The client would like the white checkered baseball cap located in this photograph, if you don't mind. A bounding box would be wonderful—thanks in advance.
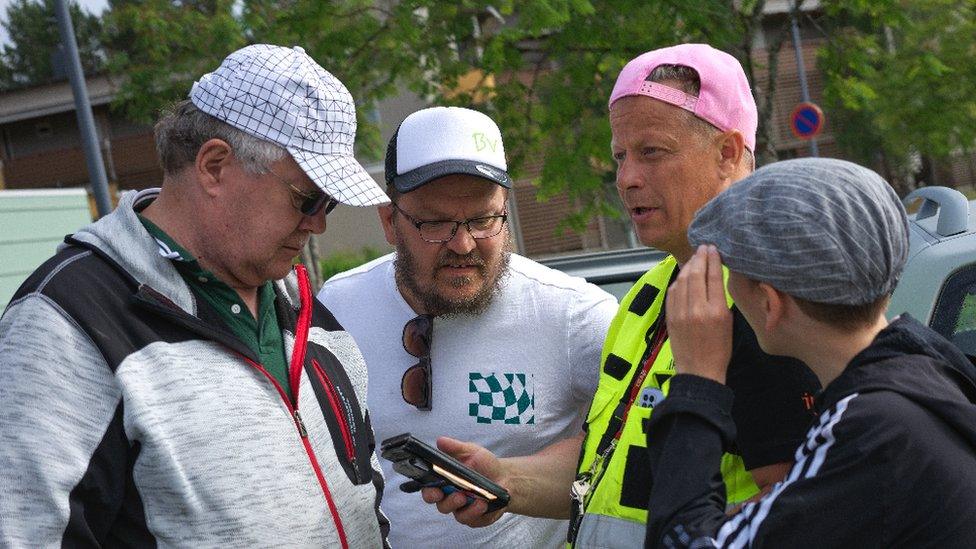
[190,44,388,207]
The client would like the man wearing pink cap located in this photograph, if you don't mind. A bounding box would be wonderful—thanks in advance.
[420,44,820,548]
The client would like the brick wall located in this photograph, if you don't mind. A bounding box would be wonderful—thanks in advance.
[2,130,162,191]
[510,160,608,258]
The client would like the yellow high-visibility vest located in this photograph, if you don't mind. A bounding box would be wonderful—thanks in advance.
[569,255,757,548]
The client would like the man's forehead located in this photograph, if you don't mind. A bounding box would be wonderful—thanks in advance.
[609,94,688,121]
[609,97,689,142]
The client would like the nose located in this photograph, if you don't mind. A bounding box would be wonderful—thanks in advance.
[300,209,328,235]
[445,223,477,255]
[615,156,644,195]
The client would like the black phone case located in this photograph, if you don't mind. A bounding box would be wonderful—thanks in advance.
[380,433,511,512]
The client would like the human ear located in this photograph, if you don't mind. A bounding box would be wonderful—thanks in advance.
[716,130,746,180]
[758,282,786,332]
[195,139,234,198]
[379,204,396,246]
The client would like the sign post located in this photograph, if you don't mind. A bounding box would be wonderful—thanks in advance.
[790,102,825,148]
[790,8,819,157]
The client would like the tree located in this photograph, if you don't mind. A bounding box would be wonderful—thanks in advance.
[818,0,976,194]
[732,0,811,167]
[102,0,826,230]
[440,0,743,231]
[101,0,246,123]
[0,0,104,91]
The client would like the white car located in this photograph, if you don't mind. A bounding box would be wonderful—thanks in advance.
[889,186,976,358]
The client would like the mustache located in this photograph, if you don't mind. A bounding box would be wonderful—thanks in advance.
[437,251,486,268]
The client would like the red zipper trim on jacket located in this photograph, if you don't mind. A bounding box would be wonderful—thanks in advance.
[312,358,356,463]
[289,263,314,405]
[237,264,349,549]
[242,356,349,549]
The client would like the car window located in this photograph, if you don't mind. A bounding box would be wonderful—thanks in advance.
[931,264,976,358]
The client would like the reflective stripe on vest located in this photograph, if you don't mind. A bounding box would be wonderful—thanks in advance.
[572,256,757,545]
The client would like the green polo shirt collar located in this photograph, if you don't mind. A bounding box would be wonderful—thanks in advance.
[137,214,292,399]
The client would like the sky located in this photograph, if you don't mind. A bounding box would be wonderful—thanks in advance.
[0,0,108,46]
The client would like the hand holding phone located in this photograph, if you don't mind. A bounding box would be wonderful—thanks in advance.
[380,433,511,513]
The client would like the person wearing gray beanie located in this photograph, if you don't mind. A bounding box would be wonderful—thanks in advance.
[642,158,976,548]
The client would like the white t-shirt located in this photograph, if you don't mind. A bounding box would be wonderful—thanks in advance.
[318,252,617,548]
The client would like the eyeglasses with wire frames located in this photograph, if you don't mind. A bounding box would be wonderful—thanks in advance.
[267,167,340,217]
[391,203,507,243]
[401,314,434,410]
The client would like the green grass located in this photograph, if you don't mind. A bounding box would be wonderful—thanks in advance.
[319,246,387,282]
[957,293,976,332]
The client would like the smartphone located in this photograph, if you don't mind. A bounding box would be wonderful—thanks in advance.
[380,433,511,513]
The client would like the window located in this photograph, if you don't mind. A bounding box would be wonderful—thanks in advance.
[931,264,976,358]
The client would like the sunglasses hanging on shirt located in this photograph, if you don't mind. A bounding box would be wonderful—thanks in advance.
[401,314,434,410]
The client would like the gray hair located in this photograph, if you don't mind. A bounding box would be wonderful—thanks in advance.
[647,64,755,170]
[153,99,287,176]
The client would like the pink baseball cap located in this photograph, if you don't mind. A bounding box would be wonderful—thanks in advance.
[609,43,758,151]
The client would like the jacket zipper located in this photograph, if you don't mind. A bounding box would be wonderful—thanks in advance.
[312,358,357,464]
[242,357,348,549]
[250,264,352,549]
[135,264,352,549]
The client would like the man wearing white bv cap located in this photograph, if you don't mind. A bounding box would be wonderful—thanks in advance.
[318,106,618,548]
[0,44,391,547]
[648,158,976,548]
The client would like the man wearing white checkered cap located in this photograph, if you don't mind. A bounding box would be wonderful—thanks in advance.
[0,44,389,547]
[318,106,618,548]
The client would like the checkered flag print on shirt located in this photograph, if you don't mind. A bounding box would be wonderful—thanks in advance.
[468,373,535,425]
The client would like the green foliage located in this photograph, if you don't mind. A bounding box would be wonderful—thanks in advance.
[467,0,742,225]
[0,0,104,91]
[11,0,900,231]
[102,0,245,122]
[94,0,749,227]
[819,0,976,190]
[319,246,386,282]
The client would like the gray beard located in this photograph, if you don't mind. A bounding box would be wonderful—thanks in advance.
[394,234,511,317]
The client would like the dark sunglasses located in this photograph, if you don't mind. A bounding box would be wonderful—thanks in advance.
[268,167,340,216]
[401,314,434,410]
[294,191,339,217]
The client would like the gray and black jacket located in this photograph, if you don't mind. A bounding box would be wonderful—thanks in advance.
[0,189,389,548]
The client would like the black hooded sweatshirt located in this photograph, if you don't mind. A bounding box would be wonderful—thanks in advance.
[643,315,976,548]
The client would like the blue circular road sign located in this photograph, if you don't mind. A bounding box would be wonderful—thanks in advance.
[790,102,824,139]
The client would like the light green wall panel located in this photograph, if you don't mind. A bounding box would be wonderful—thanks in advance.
[0,189,92,310]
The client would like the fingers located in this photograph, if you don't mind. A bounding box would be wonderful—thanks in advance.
[421,486,445,504]
[668,245,733,384]
[706,245,726,307]
[424,488,499,527]
[437,436,476,460]
[684,245,708,312]
[452,499,495,526]
[432,490,472,514]
[669,245,708,320]
[674,245,724,308]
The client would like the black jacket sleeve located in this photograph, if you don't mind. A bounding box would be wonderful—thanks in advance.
[645,386,896,548]
[644,374,737,548]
